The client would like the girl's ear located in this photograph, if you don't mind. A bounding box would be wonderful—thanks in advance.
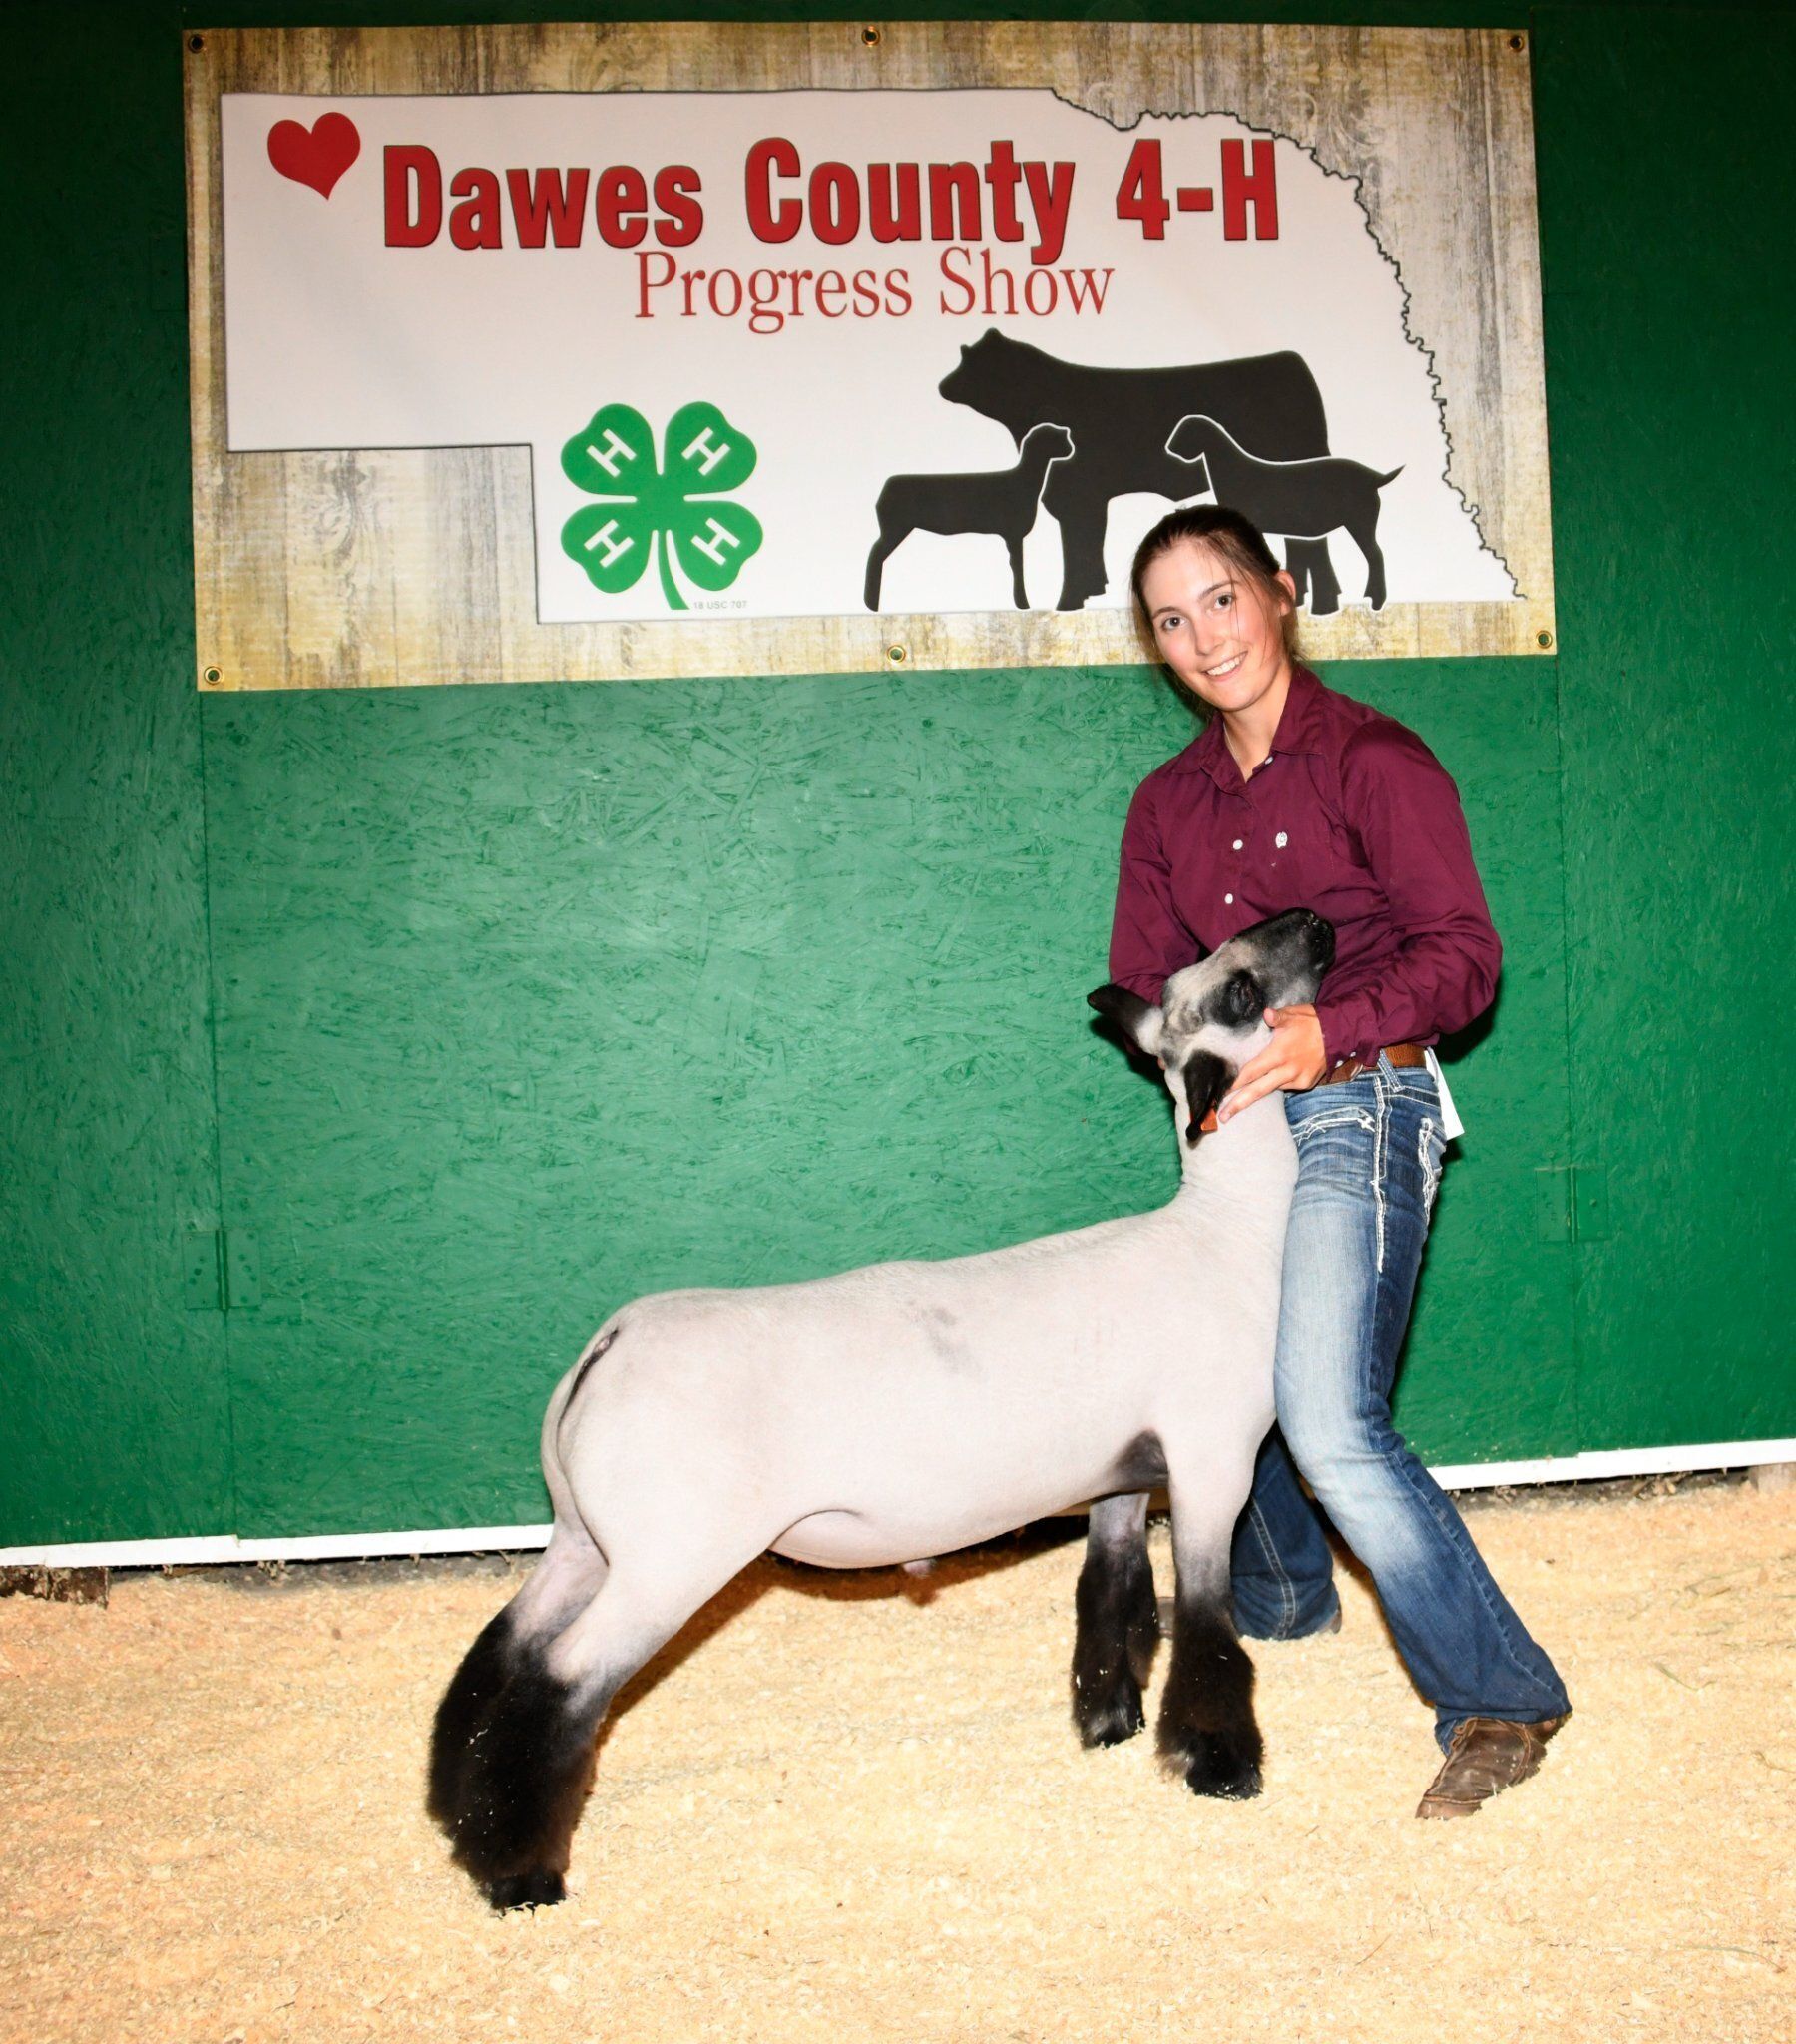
[1274,569,1299,613]
[1087,984,1163,1059]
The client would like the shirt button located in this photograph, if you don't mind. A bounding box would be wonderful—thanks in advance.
[1275,831,1288,848]
[1232,839,1243,851]
[1224,893,1234,905]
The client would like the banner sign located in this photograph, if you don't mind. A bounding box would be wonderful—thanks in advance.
[185,24,1555,688]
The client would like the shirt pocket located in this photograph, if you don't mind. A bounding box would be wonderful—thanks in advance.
[1258,808,1360,921]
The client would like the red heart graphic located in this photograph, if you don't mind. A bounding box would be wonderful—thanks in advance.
[266,112,361,199]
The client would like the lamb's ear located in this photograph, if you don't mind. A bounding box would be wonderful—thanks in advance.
[1088,984,1163,1059]
[1178,1049,1233,1145]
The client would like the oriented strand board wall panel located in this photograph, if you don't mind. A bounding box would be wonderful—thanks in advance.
[1537,2,1796,1452]
[2,2,235,1550]
[193,655,1577,1539]
[185,20,1556,687]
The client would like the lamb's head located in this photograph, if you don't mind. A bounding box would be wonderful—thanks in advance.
[1164,413,1225,465]
[1022,421,1076,466]
[1088,909,1335,1144]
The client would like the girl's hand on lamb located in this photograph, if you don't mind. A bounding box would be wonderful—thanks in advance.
[1216,1005,1328,1123]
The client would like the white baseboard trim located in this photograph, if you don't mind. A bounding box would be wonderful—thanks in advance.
[4,1438,1792,1570]
[1427,1437,1796,1490]
[0,1523,554,1570]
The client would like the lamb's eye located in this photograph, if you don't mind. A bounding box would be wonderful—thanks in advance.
[1225,970,1261,1022]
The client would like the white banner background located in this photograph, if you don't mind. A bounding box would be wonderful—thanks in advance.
[222,90,1514,626]
[186,23,1553,686]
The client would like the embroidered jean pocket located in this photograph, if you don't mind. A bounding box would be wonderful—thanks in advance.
[1418,1114,1444,1217]
[1290,1105,1378,1199]
[1289,1102,1377,1146]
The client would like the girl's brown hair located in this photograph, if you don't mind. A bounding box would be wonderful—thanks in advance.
[1128,504,1302,667]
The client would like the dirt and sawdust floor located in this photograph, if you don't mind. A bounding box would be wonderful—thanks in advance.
[2,1478,1792,2044]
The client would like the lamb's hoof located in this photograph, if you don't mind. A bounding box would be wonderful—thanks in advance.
[486,1867,566,1912]
[1172,1734,1263,1800]
[1077,1689,1146,1749]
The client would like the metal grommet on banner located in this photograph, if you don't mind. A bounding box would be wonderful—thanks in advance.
[203,665,223,684]
[1509,32,1527,51]
[189,33,205,51]
[1536,630,1553,650]
[861,25,883,48]
[886,643,908,667]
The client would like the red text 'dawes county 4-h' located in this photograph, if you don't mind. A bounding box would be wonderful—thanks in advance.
[222,91,1515,625]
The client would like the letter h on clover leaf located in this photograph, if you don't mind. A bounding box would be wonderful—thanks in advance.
[560,403,763,612]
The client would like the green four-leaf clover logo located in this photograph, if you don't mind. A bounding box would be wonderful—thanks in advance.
[560,402,763,612]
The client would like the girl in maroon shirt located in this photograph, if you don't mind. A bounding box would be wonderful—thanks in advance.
[1114,505,1570,1818]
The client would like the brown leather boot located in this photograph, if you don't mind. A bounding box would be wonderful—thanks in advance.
[1415,1713,1570,1819]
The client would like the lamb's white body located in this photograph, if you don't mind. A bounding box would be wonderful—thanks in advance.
[558,1106,1291,1574]
[429,908,1334,1911]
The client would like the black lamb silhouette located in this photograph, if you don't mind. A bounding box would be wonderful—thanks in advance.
[864,421,1076,612]
[1166,414,1403,612]
[937,331,1345,614]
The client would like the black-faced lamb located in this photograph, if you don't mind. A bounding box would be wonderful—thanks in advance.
[863,421,1075,610]
[428,908,1335,1910]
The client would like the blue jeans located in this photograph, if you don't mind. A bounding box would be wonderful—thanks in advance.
[1229,1057,1571,1751]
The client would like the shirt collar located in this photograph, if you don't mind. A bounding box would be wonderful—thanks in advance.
[1186,665,1326,790]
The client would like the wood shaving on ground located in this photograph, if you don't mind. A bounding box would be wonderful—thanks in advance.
[1,1481,1791,2044]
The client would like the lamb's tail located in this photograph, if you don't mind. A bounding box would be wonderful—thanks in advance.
[550,1320,623,1471]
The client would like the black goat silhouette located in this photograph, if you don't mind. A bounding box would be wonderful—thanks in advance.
[937,331,1344,613]
[864,422,1075,612]
[1165,415,1403,612]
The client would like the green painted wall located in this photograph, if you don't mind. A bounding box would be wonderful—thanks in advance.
[3,2,1790,1546]
[1537,5,1796,1448]
[2,6,235,1545]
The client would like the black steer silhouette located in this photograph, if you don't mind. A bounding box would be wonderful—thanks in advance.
[937,330,1345,614]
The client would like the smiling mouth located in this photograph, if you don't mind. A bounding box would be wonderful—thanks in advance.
[1203,653,1245,679]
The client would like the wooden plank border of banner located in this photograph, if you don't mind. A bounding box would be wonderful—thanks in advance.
[184,20,1556,690]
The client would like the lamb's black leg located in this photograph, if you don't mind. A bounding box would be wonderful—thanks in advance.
[458,1659,616,1909]
[438,1638,620,1911]
[1157,1586,1262,1798]
[1071,1491,1158,1747]
[433,1535,748,1911]
[427,1606,520,1832]
[430,1594,624,1912]
[429,1526,607,1877]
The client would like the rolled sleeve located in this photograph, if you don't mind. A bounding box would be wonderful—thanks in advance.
[1314,725,1502,1063]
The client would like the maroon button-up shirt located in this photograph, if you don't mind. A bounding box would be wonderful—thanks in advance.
[1108,667,1501,1064]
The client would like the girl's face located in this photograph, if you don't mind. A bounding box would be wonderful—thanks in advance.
[1139,541,1296,717]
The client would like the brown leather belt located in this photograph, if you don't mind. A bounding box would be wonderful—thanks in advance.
[1199,1042,1429,1132]
[1315,1042,1429,1087]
